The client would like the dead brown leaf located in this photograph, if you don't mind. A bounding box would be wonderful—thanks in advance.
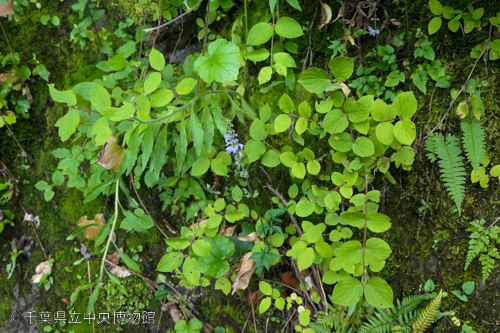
[318,2,332,30]
[30,260,52,283]
[97,134,125,172]
[231,252,256,295]
[108,264,132,278]
[280,271,300,287]
[223,226,237,237]
[77,214,105,241]
[0,1,13,17]
[237,232,257,242]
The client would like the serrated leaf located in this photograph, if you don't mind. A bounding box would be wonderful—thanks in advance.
[90,83,111,111]
[55,109,80,142]
[364,278,394,308]
[194,39,241,83]
[331,278,363,306]
[329,57,354,82]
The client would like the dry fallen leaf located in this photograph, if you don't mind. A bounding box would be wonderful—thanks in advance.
[190,218,208,230]
[280,271,300,287]
[30,261,52,283]
[77,214,105,241]
[97,134,125,172]
[237,232,258,242]
[0,1,13,17]
[318,2,332,30]
[108,264,132,278]
[106,249,121,265]
[223,226,237,237]
[231,252,256,294]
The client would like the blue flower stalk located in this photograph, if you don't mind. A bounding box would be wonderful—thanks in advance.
[223,118,248,178]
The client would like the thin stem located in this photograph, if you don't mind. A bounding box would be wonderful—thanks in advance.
[0,20,20,74]
[143,0,204,32]
[86,3,103,58]
[99,178,120,279]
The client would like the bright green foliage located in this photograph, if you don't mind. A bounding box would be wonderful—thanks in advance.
[465,219,500,282]
[425,134,466,215]
[412,290,443,332]
[194,39,240,83]
[460,116,486,173]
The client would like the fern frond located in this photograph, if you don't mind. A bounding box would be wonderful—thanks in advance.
[424,134,439,163]
[434,135,466,215]
[480,248,500,281]
[358,309,394,333]
[395,295,429,316]
[465,236,485,270]
[309,322,332,333]
[412,290,442,333]
[461,116,486,173]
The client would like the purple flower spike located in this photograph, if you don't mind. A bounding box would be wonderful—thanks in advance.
[368,26,380,36]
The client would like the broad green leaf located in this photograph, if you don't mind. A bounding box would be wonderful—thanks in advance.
[307,160,321,175]
[393,119,416,145]
[298,68,331,94]
[393,92,417,119]
[279,152,298,167]
[107,54,127,70]
[244,140,266,163]
[55,109,80,142]
[190,112,204,157]
[274,52,297,68]
[101,102,135,121]
[211,157,227,175]
[183,257,201,285]
[364,278,394,308]
[259,297,272,314]
[259,281,273,296]
[250,119,268,140]
[275,17,303,38]
[365,238,392,263]
[199,235,235,278]
[448,19,461,32]
[215,277,231,295]
[345,98,370,123]
[324,109,348,134]
[295,118,308,135]
[291,163,306,179]
[490,164,500,177]
[429,0,442,15]
[315,241,333,258]
[201,108,214,152]
[428,17,442,35]
[396,146,415,165]
[262,150,281,167]
[192,239,211,257]
[258,66,273,85]
[144,72,162,94]
[91,117,112,146]
[157,252,183,272]
[175,318,203,333]
[150,89,174,107]
[149,48,165,71]
[472,8,484,20]
[329,57,354,82]
[352,137,374,157]
[367,213,391,233]
[177,78,197,95]
[191,157,211,176]
[337,241,362,265]
[297,247,315,270]
[331,278,363,306]
[244,49,270,63]
[442,6,454,19]
[296,198,314,217]
[90,83,111,111]
[371,99,395,121]
[247,22,274,46]
[462,281,475,295]
[48,84,76,106]
[175,120,188,170]
[279,93,295,113]
[329,132,353,152]
[324,191,341,210]
[194,39,241,83]
[274,114,291,133]
[376,122,395,145]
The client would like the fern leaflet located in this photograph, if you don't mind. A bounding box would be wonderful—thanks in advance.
[465,219,500,281]
[461,116,486,173]
[412,290,442,332]
[432,134,466,215]
[309,322,332,333]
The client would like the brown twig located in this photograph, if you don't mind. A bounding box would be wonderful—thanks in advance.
[130,173,169,239]
[86,3,103,58]
[249,289,258,333]
[143,0,204,33]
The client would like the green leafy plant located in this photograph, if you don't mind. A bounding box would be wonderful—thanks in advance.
[465,218,500,282]
[451,281,475,302]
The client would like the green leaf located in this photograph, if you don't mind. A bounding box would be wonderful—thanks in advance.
[55,109,80,142]
[258,66,273,85]
[48,84,77,106]
[396,146,415,166]
[393,119,416,145]
[51,16,60,26]
[274,114,291,133]
[144,72,162,94]
[259,281,273,295]
[364,278,394,308]
[192,239,212,257]
[296,198,314,217]
[150,89,174,107]
[298,68,331,94]
[448,19,461,32]
[52,171,65,186]
[280,152,298,167]
[250,119,268,140]
[429,0,443,15]
[328,132,353,152]
[176,120,188,171]
[490,164,500,177]
[194,39,241,83]
[393,92,417,119]
[371,99,395,121]
[199,235,235,278]
[428,17,442,35]
[211,158,227,175]
[307,160,321,175]
[345,98,370,123]
[329,57,354,82]
[275,17,303,38]
[274,52,297,68]
[190,112,204,157]
[367,213,391,233]
[107,54,128,71]
[352,137,374,157]
[331,278,363,306]
[324,109,348,134]
[279,93,295,113]
[101,102,135,121]
[191,157,211,176]
[291,163,306,179]
[259,297,272,314]
[295,118,308,135]
[183,257,201,285]
[462,281,475,295]
[376,122,395,145]
[247,22,274,46]
[157,252,183,272]
[472,8,484,20]
[202,108,214,151]
[244,49,270,63]
[175,318,203,333]
[315,241,333,258]
[244,140,266,163]
[40,15,50,25]
[149,48,165,71]
[365,238,392,263]
[262,150,281,167]
[337,241,362,265]
[215,277,231,295]
[177,78,197,95]
[90,83,111,111]
[297,247,315,270]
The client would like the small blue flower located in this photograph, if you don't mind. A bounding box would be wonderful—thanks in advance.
[368,26,380,36]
